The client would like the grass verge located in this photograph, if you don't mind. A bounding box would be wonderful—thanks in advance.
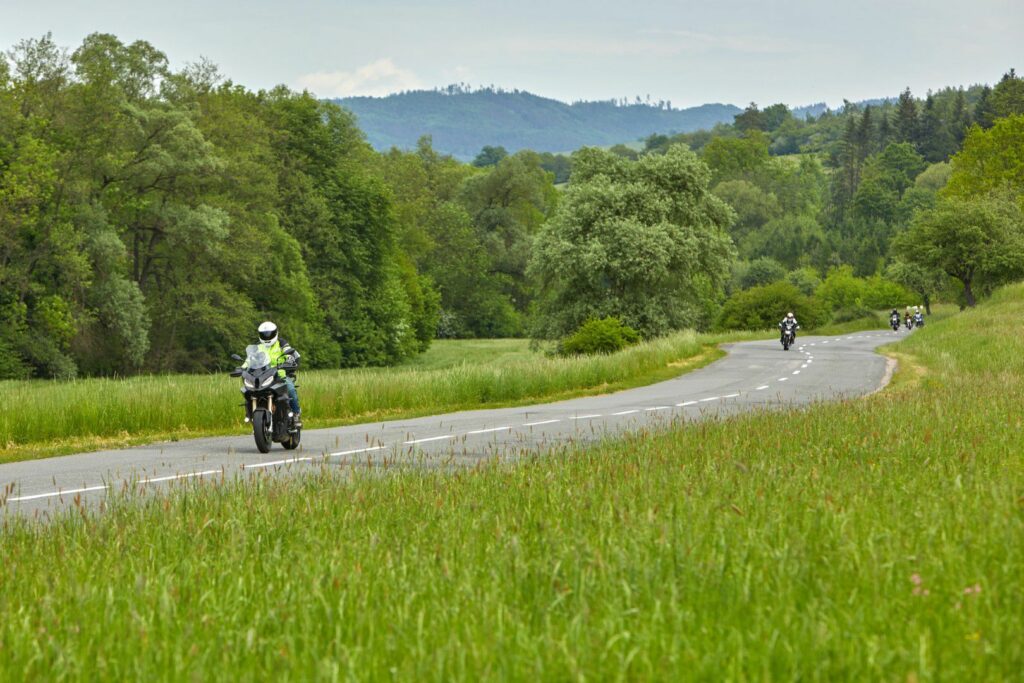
[1,332,752,463]
[2,288,1022,678]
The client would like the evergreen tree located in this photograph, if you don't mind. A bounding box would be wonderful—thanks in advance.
[895,88,919,145]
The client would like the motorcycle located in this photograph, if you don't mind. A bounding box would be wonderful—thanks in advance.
[229,345,301,453]
[780,323,797,351]
[890,315,901,332]
[914,313,925,328]
[905,317,913,331]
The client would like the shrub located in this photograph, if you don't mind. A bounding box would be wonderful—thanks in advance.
[830,306,880,325]
[861,275,916,310]
[716,281,830,331]
[816,266,865,310]
[560,317,641,356]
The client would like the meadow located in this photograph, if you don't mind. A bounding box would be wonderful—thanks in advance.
[0,290,1017,679]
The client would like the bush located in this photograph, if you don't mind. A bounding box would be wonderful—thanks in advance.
[861,275,916,310]
[830,306,880,324]
[560,317,641,356]
[717,281,830,331]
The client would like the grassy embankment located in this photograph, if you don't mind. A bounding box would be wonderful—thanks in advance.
[1,331,766,463]
[1,289,1019,678]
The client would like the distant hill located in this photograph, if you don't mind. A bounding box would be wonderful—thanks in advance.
[332,87,741,160]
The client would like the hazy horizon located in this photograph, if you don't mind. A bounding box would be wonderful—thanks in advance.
[2,0,1020,109]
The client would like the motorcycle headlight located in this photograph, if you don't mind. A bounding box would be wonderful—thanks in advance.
[243,378,255,389]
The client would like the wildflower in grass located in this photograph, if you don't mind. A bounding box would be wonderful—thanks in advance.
[910,573,929,596]
[963,583,982,595]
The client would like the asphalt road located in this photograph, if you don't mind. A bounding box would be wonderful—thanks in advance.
[1,331,902,518]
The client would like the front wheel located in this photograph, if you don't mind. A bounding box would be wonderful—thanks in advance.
[253,410,272,453]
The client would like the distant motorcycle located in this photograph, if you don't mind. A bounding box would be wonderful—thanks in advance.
[914,312,925,328]
[230,345,301,453]
[780,322,797,351]
[905,316,913,331]
[890,314,901,332]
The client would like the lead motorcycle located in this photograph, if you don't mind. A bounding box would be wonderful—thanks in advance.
[229,345,301,453]
[780,322,797,351]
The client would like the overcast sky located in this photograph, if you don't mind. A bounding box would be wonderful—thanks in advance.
[2,0,1021,107]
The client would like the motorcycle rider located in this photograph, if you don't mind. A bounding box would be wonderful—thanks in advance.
[890,308,901,330]
[245,321,301,424]
[779,311,800,343]
[914,310,925,327]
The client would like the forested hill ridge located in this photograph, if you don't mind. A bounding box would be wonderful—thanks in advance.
[332,86,740,159]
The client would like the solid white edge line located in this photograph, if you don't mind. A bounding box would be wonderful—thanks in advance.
[8,484,109,503]
[677,401,698,406]
[328,445,385,457]
[466,426,510,435]
[699,396,720,402]
[612,409,640,416]
[523,419,560,426]
[644,406,670,411]
[755,385,770,391]
[722,393,740,398]
[404,434,458,445]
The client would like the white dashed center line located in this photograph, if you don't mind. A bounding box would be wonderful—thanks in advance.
[569,414,602,420]
[404,434,457,445]
[466,426,510,435]
[523,419,560,427]
[677,400,698,406]
[244,458,311,470]
[756,385,770,391]
[612,409,640,416]
[329,445,385,457]
[8,484,109,503]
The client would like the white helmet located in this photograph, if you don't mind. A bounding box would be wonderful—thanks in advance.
[257,321,278,345]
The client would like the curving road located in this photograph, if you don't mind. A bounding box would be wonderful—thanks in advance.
[1,332,902,517]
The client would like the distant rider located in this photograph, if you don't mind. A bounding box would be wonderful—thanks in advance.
[246,321,302,424]
[779,311,800,342]
[914,310,925,327]
[890,309,900,330]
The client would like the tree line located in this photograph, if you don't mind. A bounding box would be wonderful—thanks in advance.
[2,33,1022,380]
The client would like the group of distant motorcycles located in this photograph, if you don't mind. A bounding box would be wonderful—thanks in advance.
[891,308,926,333]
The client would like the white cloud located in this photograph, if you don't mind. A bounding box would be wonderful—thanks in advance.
[296,58,422,97]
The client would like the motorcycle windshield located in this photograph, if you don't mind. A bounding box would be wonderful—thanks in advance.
[245,344,270,370]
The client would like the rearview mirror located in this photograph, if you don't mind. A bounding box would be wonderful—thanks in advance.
[231,354,242,362]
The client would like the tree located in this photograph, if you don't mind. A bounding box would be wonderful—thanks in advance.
[472,145,508,167]
[885,260,946,314]
[894,195,1024,306]
[895,88,919,146]
[529,145,735,338]
[734,102,765,132]
[701,131,770,183]
[991,68,1024,120]
[739,257,786,289]
[945,115,1024,199]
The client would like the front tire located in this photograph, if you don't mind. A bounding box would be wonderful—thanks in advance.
[253,410,272,453]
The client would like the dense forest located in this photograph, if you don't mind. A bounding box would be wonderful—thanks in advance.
[335,86,740,160]
[2,33,1023,380]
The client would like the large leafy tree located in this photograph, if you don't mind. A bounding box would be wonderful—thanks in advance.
[894,195,1024,306]
[529,145,735,338]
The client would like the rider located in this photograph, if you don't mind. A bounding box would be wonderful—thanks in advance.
[914,309,925,327]
[890,308,900,328]
[779,311,800,342]
[249,321,301,423]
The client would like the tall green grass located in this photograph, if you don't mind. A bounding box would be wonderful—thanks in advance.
[1,289,1021,678]
[1,332,727,459]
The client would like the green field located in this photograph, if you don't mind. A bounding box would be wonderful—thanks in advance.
[1,289,1020,679]
[1,332,739,463]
